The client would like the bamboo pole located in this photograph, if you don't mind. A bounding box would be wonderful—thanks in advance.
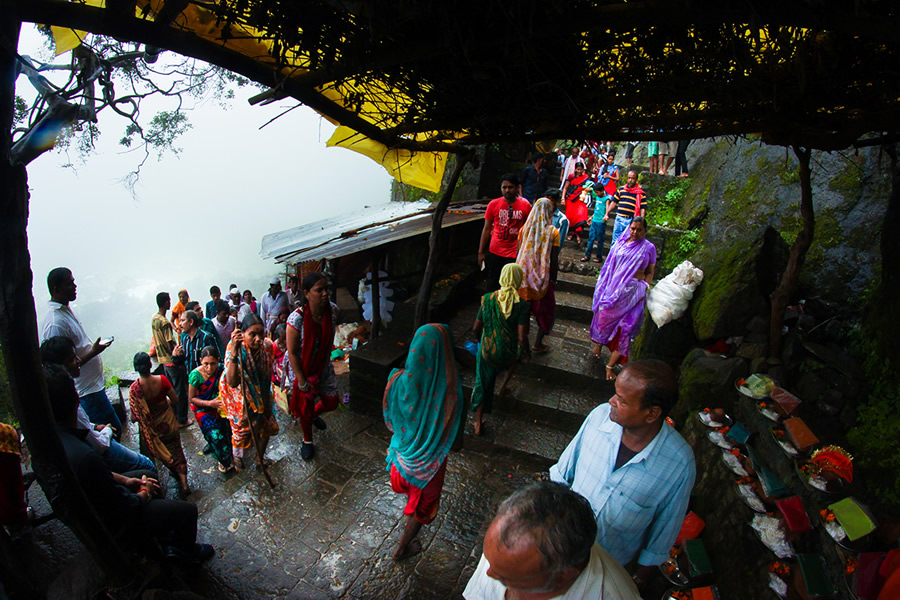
[235,339,275,489]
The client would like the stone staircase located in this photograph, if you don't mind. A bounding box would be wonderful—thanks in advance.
[441,263,615,464]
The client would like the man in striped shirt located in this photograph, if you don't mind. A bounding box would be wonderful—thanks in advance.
[549,360,695,594]
[604,169,647,245]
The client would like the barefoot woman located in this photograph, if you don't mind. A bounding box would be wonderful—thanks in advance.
[590,217,656,380]
[470,263,531,434]
[383,323,464,560]
[220,313,279,471]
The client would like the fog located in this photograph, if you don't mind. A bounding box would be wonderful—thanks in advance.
[18,25,393,373]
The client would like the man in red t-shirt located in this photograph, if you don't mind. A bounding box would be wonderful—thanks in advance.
[478,174,532,291]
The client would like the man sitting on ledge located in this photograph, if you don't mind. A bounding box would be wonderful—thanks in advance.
[463,482,641,600]
[43,363,214,564]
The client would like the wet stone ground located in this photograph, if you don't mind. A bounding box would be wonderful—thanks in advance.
[20,389,554,600]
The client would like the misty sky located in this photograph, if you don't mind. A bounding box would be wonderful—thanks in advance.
[17,25,394,371]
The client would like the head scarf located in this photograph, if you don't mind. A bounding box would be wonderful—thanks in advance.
[516,198,555,301]
[497,262,524,318]
[383,324,463,489]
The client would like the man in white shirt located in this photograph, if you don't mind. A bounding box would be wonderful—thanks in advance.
[260,276,288,332]
[559,146,581,190]
[40,268,121,436]
[463,482,641,600]
[227,285,252,322]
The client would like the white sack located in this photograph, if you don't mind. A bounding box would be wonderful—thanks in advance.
[647,260,704,328]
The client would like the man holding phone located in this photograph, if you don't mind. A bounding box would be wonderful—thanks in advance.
[41,267,122,437]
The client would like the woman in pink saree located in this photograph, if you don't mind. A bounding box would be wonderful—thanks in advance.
[590,217,656,380]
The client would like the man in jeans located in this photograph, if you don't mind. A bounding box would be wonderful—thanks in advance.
[40,336,156,475]
[44,363,214,564]
[151,292,190,426]
[40,268,121,438]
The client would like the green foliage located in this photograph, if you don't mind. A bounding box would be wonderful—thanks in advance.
[846,313,900,508]
[779,165,800,186]
[652,177,691,228]
[13,95,28,126]
[104,372,121,388]
[120,110,193,157]
[56,121,102,159]
[661,229,702,271]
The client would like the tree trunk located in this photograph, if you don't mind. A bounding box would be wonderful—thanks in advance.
[768,146,814,360]
[370,251,381,337]
[0,8,135,585]
[414,156,469,330]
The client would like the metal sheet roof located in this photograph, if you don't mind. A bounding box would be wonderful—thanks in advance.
[260,200,485,264]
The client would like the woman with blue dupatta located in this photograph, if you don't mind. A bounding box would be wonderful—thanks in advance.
[383,323,464,561]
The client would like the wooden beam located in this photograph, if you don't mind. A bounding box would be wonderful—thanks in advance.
[16,0,464,155]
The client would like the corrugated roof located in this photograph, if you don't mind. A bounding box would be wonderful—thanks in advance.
[260,200,485,264]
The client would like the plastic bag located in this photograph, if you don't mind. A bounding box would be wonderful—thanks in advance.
[647,261,704,328]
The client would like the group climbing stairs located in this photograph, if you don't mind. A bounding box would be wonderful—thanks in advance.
[445,251,616,465]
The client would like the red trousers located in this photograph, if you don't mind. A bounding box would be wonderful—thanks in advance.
[291,378,338,440]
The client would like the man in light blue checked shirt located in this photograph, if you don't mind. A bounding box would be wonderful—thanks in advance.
[550,359,695,593]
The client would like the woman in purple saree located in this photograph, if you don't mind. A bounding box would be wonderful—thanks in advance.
[590,217,656,380]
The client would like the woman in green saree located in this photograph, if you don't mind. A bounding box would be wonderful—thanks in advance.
[471,263,531,435]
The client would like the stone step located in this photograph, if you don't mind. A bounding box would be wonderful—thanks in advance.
[448,308,613,392]
[458,368,603,433]
[555,271,597,296]
[554,289,593,323]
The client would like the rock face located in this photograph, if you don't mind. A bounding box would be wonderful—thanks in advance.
[678,138,890,306]
[690,226,789,341]
[675,348,748,426]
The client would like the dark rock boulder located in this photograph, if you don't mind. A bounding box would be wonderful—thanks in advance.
[690,227,789,341]
[674,348,748,425]
[630,312,698,371]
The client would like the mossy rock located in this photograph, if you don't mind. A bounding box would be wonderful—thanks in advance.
[690,227,788,341]
[0,345,14,425]
[674,348,748,426]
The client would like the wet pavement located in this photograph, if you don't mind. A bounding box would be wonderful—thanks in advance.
[13,255,614,599]
[16,391,556,600]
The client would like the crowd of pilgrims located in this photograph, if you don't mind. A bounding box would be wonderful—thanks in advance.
[4,142,698,597]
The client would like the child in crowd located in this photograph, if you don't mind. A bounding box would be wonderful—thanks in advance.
[581,190,610,263]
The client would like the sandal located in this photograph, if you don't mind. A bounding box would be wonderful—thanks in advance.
[580,256,590,262]
[592,258,601,263]
[531,345,550,354]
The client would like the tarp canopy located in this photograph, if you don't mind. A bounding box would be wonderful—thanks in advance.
[23,0,900,191]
